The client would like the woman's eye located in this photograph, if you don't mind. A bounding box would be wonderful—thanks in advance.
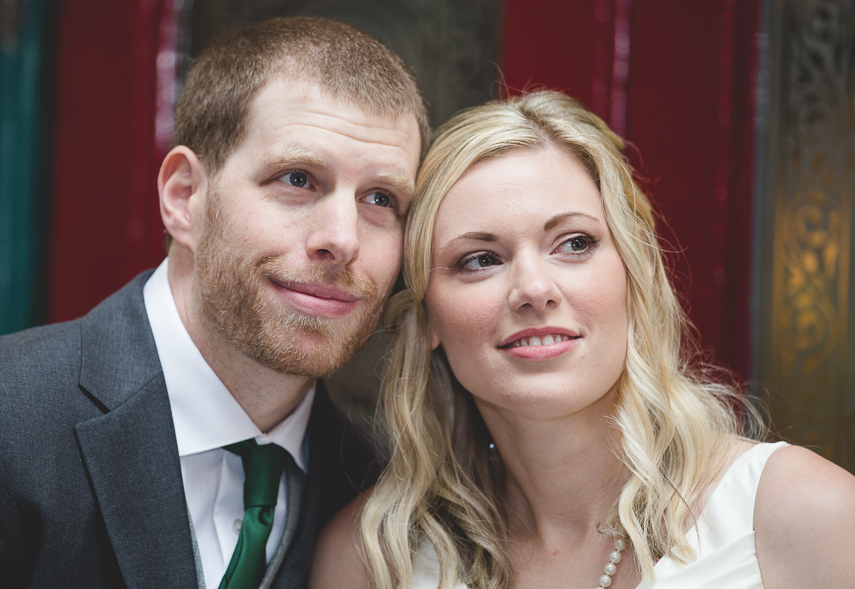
[280,172,309,187]
[461,252,500,270]
[362,192,392,208]
[558,234,597,256]
[569,236,588,251]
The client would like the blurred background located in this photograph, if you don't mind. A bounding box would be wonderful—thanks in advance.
[1,0,852,472]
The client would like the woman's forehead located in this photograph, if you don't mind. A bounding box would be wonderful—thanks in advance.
[432,147,604,238]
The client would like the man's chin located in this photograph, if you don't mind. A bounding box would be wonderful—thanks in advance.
[245,344,349,378]
[243,318,373,378]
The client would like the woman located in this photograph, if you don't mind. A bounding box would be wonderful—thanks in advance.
[309,91,855,588]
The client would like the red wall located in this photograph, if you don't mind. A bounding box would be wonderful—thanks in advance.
[49,0,176,323]
[501,0,761,377]
[48,1,760,377]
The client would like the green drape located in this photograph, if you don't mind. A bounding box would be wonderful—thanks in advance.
[0,0,50,335]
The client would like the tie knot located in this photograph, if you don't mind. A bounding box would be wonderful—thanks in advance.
[224,440,289,509]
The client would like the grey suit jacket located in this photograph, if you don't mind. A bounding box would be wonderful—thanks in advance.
[0,273,376,588]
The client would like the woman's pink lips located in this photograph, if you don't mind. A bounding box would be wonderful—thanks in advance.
[498,326,580,348]
[498,326,581,361]
[268,278,359,318]
[501,337,579,360]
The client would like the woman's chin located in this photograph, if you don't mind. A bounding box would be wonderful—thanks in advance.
[470,381,617,424]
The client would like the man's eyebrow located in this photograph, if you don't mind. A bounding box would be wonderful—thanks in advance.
[264,145,328,169]
[544,211,600,231]
[438,231,497,254]
[374,171,415,200]
[260,146,414,199]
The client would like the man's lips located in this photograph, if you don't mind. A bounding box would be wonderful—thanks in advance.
[268,277,360,317]
[498,326,581,360]
[273,279,359,301]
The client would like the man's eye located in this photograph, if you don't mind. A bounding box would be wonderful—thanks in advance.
[280,172,308,187]
[362,192,392,208]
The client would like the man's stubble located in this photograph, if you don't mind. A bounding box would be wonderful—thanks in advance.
[194,188,390,378]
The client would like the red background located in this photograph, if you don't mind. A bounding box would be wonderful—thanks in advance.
[49,0,172,323]
[502,0,760,376]
[47,0,762,378]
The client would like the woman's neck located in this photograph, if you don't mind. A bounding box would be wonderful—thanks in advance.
[479,392,626,549]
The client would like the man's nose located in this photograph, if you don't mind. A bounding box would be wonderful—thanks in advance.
[306,191,360,265]
[507,253,562,312]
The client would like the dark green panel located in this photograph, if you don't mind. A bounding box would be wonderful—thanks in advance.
[0,0,51,335]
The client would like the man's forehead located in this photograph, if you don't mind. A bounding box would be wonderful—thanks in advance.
[246,75,419,141]
[233,82,417,175]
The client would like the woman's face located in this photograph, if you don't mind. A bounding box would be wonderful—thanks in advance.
[425,146,629,421]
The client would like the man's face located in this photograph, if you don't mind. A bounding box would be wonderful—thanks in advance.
[192,78,421,377]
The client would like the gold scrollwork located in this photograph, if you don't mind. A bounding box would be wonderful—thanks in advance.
[778,189,841,369]
[767,0,853,470]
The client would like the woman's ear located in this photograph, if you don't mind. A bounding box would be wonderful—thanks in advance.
[428,323,441,350]
[158,146,207,251]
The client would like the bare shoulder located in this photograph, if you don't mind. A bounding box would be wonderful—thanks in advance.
[754,445,855,589]
[308,491,373,589]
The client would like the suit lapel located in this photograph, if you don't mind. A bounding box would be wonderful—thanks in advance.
[71,277,374,589]
[73,273,197,588]
[75,376,197,588]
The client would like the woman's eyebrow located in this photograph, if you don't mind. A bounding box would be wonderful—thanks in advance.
[544,212,600,231]
[438,232,497,254]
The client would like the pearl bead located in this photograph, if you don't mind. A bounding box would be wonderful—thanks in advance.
[591,537,625,588]
[604,562,617,575]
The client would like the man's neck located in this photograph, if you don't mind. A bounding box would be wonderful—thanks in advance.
[168,252,314,433]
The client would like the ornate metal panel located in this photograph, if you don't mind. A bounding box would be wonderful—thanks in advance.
[757,0,855,471]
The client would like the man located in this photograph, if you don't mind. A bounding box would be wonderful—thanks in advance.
[0,17,427,589]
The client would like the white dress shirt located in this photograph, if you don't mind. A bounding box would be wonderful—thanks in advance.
[143,259,314,589]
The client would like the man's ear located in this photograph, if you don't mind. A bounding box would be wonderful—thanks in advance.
[159,146,207,251]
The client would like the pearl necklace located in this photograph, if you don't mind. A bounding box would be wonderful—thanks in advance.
[595,538,626,588]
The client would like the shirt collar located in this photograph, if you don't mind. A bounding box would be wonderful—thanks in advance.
[143,259,312,471]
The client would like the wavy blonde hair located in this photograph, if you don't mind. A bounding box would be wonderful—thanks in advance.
[360,91,760,589]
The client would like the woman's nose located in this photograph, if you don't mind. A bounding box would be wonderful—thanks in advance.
[507,255,562,312]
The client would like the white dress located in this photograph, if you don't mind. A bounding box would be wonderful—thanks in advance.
[411,442,787,589]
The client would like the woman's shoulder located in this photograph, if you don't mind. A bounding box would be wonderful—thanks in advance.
[753,444,855,588]
[308,490,373,589]
[755,444,855,527]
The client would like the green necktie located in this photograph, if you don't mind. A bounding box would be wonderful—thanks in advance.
[219,440,290,589]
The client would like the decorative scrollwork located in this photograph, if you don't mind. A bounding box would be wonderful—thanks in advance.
[768,0,854,470]
[779,190,840,361]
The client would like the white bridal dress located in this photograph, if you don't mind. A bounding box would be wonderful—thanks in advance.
[411,442,788,589]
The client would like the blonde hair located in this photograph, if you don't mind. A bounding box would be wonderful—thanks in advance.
[361,91,760,588]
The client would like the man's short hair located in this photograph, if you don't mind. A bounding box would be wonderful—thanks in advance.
[173,17,430,177]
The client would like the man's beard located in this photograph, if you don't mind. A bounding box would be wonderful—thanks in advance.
[194,193,388,378]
